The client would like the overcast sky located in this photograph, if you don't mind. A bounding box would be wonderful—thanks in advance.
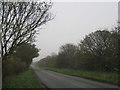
[33,2,118,62]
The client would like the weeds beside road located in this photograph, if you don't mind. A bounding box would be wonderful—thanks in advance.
[3,68,41,88]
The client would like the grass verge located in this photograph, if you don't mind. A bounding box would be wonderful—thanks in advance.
[41,67,119,85]
[3,68,41,88]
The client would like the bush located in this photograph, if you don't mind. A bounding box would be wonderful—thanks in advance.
[4,55,28,76]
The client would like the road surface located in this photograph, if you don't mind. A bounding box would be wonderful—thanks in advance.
[31,64,119,89]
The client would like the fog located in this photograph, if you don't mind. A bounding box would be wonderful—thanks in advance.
[33,2,117,62]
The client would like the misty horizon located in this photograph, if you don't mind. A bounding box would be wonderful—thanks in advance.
[33,2,117,62]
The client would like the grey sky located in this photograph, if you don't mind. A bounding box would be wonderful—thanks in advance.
[33,2,118,62]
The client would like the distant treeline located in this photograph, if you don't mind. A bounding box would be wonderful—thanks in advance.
[38,28,119,73]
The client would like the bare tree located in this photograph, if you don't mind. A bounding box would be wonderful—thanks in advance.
[0,1,53,60]
[59,43,77,57]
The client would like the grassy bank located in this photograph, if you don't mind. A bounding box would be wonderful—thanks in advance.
[3,68,41,88]
[41,67,119,85]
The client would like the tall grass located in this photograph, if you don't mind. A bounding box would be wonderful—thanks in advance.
[3,68,41,88]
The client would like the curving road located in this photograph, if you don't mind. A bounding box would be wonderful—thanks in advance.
[31,64,119,89]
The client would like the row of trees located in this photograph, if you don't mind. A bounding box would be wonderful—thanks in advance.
[38,28,119,72]
[0,1,53,81]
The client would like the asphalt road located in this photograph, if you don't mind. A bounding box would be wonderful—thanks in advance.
[31,64,119,89]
